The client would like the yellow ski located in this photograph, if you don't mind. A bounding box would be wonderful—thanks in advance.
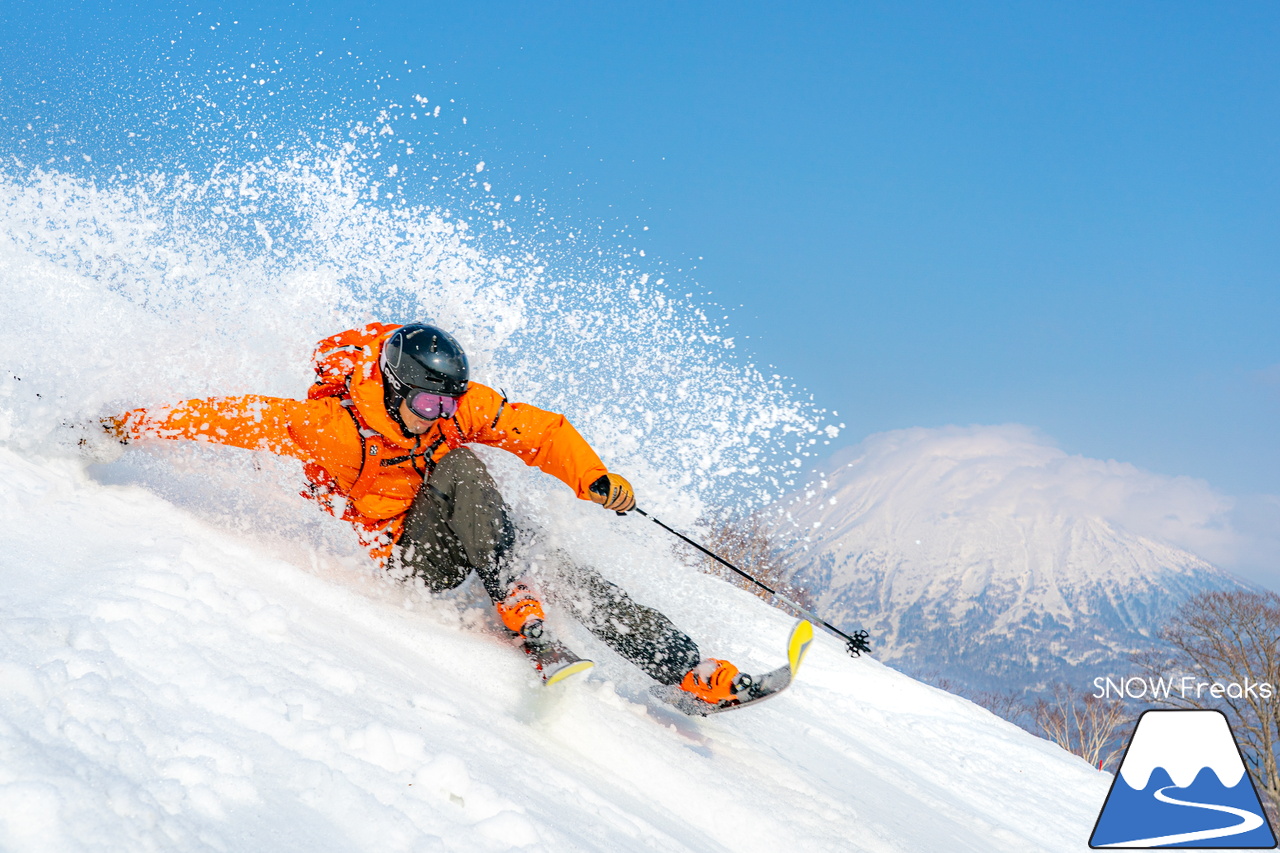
[544,658,594,685]
[787,619,814,675]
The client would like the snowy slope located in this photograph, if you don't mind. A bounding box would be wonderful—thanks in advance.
[0,446,1113,852]
[0,120,1114,852]
[777,426,1247,691]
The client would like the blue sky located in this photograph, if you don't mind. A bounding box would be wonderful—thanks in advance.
[3,1,1278,503]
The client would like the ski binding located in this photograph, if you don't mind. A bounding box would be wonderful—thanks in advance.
[520,620,594,685]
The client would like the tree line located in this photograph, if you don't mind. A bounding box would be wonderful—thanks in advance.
[962,590,1280,821]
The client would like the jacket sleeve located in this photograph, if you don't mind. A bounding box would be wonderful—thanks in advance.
[118,395,341,466]
[455,385,609,499]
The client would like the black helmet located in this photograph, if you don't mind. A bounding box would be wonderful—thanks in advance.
[379,324,470,397]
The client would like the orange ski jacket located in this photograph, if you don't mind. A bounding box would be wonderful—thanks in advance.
[118,324,610,560]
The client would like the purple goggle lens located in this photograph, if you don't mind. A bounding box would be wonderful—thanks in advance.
[405,389,459,421]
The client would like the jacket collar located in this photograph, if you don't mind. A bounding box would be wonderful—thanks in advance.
[348,336,420,449]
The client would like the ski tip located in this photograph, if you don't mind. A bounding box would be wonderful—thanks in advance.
[544,659,594,686]
[788,620,814,674]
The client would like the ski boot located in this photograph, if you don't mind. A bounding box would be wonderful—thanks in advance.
[496,578,593,685]
[495,577,546,634]
[677,658,761,709]
[656,621,814,716]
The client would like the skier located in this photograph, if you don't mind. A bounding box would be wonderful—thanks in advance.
[101,322,756,708]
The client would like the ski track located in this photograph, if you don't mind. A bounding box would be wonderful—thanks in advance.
[0,447,1112,852]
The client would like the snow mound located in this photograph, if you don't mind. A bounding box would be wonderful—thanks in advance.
[0,446,1110,851]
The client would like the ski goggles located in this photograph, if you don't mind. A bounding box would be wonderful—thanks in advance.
[404,389,460,421]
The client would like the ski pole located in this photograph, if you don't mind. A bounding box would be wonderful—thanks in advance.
[632,507,872,659]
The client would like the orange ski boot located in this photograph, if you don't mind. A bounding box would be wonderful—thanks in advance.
[496,578,594,684]
[678,658,756,708]
[495,577,546,636]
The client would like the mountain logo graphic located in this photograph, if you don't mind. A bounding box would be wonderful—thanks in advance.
[1090,709,1277,848]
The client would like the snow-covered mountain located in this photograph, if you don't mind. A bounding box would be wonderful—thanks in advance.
[775,425,1249,692]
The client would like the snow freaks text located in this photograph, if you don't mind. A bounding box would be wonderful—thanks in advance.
[1093,676,1277,701]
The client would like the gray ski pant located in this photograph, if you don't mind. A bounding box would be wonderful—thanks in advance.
[390,447,702,685]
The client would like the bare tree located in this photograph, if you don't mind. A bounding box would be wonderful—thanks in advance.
[1133,589,1280,817]
[970,688,1035,730]
[1031,685,1130,771]
[688,513,815,609]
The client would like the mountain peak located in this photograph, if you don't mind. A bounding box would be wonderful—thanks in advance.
[777,426,1247,689]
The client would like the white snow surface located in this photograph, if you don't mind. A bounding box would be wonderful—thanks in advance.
[1118,711,1245,790]
[0,445,1112,852]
